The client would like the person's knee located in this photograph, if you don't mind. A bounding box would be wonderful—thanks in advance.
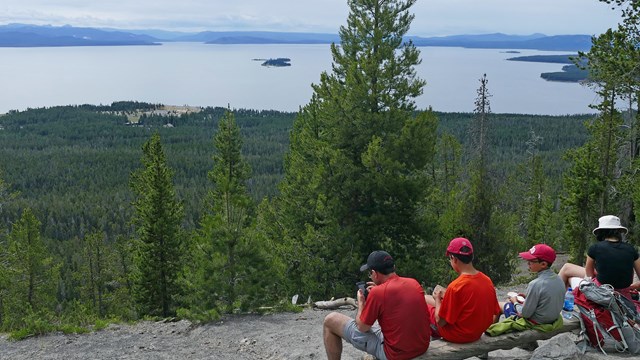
[324,312,343,330]
[324,312,350,337]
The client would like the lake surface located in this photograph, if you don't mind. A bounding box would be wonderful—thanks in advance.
[0,42,598,115]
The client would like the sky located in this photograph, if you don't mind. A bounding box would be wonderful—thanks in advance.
[0,0,624,36]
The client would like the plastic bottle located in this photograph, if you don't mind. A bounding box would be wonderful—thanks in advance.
[562,287,574,319]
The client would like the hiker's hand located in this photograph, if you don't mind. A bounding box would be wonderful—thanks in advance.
[357,288,365,305]
[434,287,445,300]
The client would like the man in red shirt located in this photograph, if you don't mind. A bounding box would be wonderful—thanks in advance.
[425,238,501,343]
[323,250,430,360]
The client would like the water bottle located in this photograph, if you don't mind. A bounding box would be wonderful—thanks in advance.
[562,287,574,319]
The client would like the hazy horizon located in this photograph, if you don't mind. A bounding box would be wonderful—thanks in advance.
[1,1,623,37]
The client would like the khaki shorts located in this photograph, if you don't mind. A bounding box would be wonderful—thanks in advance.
[342,320,387,360]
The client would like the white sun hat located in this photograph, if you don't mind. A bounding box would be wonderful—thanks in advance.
[592,215,628,235]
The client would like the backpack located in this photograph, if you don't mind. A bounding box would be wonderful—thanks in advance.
[573,280,640,355]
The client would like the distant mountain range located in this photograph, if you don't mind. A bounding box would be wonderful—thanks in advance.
[0,23,593,51]
[0,24,159,46]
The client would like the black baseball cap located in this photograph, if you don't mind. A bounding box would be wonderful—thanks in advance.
[360,250,395,272]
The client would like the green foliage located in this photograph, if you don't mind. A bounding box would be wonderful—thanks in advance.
[455,75,514,284]
[0,105,294,242]
[562,141,604,264]
[130,133,184,317]
[561,0,640,259]
[270,0,440,299]
[8,309,56,340]
[176,307,220,323]
[1,208,59,329]
[518,132,555,249]
[183,109,274,315]
[7,307,90,340]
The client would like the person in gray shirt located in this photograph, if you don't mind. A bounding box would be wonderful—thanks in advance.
[508,243,566,324]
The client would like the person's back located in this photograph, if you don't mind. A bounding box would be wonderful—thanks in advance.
[426,238,501,343]
[363,275,430,358]
[522,268,565,324]
[438,271,498,342]
[589,240,638,289]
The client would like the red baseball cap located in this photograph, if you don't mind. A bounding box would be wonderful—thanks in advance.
[519,244,556,264]
[446,237,474,256]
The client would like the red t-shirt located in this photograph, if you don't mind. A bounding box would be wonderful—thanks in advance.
[437,272,501,343]
[360,274,431,360]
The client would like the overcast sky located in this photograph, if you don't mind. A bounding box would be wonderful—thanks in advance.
[0,0,624,36]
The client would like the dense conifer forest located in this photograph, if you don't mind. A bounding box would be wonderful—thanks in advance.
[0,103,590,242]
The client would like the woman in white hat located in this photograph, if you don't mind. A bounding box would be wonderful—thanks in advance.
[558,215,640,300]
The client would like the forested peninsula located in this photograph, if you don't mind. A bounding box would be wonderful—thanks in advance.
[507,54,589,82]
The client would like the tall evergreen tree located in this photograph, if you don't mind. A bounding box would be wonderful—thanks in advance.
[0,171,17,326]
[460,74,513,283]
[563,0,640,252]
[2,208,58,329]
[562,141,603,264]
[188,109,266,313]
[521,132,553,248]
[130,133,184,317]
[80,231,113,317]
[273,0,437,298]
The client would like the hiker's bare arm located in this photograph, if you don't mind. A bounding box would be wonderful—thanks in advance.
[633,259,640,289]
[585,256,596,278]
[434,292,447,327]
[355,289,372,332]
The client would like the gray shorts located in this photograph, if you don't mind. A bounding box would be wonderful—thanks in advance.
[342,320,387,360]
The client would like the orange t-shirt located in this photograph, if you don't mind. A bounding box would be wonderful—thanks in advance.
[437,272,501,343]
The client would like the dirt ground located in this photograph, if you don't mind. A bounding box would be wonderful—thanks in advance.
[0,254,617,360]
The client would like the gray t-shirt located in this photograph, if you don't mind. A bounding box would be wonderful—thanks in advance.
[521,268,565,324]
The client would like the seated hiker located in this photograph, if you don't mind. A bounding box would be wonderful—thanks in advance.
[558,215,640,303]
[323,250,430,360]
[424,237,501,343]
[487,244,565,336]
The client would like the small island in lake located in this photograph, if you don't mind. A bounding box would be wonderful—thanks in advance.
[254,58,291,67]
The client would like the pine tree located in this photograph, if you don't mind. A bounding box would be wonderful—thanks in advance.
[2,208,58,329]
[562,141,603,264]
[576,1,640,235]
[273,0,437,298]
[0,170,17,326]
[130,133,184,317]
[81,231,114,317]
[563,1,640,249]
[188,109,265,313]
[521,132,553,248]
[461,74,513,283]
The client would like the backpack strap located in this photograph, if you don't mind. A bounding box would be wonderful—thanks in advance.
[575,303,608,355]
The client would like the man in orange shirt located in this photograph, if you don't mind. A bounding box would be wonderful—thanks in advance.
[425,237,501,343]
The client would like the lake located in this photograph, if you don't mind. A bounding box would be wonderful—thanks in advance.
[0,42,598,115]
